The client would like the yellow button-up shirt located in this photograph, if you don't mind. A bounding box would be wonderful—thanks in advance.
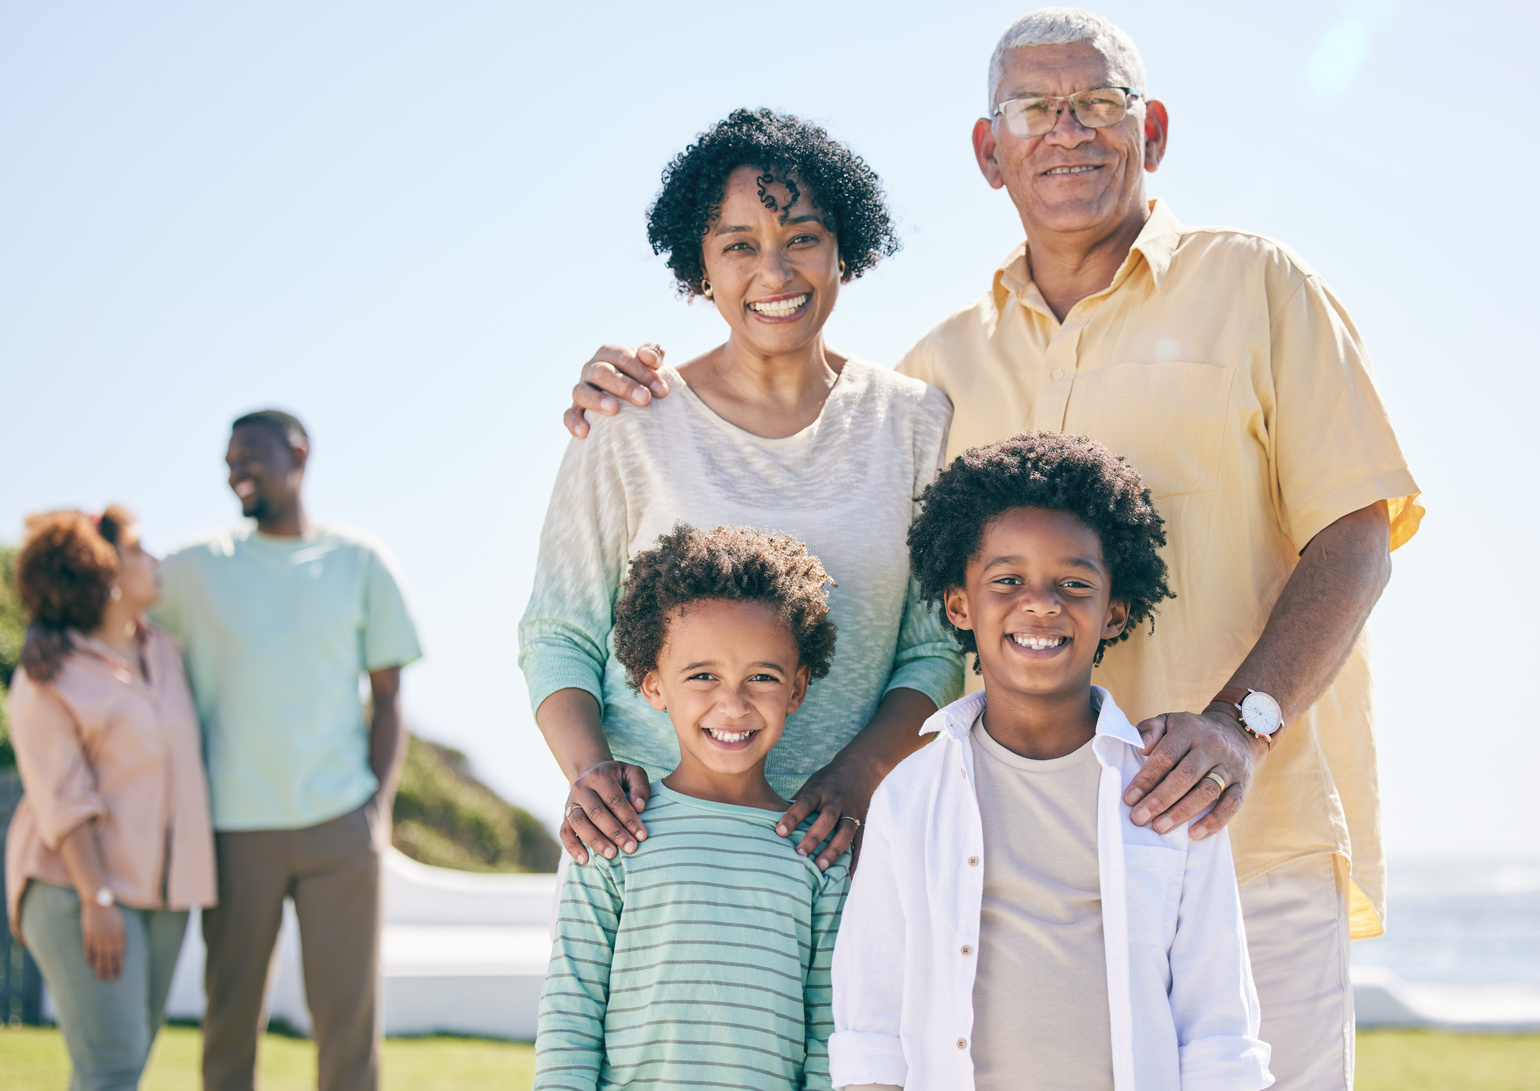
[899,200,1421,938]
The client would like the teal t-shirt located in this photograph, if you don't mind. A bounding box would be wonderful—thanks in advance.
[536,783,850,1091]
[154,523,422,831]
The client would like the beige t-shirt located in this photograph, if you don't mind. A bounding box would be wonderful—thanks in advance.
[969,718,1113,1091]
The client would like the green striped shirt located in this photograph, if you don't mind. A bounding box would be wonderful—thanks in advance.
[535,784,850,1091]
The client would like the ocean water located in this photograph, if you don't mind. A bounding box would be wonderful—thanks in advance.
[1353,859,1540,988]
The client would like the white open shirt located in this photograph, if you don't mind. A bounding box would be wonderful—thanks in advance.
[829,688,1273,1091]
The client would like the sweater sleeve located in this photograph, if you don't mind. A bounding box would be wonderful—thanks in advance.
[518,425,632,718]
[534,857,625,1091]
[882,388,963,710]
[882,575,963,711]
[828,784,910,1089]
[1169,827,1274,1090]
[803,855,851,1091]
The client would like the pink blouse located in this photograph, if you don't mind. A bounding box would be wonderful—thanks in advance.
[5,622,216,943]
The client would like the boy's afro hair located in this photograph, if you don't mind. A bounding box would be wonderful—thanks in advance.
[646,107,900,298]
[908,431,1174,667]
[612,522,838,689]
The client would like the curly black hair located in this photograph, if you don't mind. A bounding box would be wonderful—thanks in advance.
[612,523,838,689]
[15,505,132,683]
[646,108,900,298]
[908,431,1174,668]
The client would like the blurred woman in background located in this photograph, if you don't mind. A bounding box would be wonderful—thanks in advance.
[6,507,214,1091]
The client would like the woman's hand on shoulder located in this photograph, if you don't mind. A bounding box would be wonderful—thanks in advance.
[777,754,884,873]
[562,760,652,864]
[565,344,670,438]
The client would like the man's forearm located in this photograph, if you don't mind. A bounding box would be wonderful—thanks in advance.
[369,667,407,804]
[1125,500,1394,835]
[1221,501,1392,725]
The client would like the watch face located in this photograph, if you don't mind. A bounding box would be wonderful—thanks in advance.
[1240,692,1283,736]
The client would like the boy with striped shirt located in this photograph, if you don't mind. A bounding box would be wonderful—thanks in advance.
[535,523,851,1091]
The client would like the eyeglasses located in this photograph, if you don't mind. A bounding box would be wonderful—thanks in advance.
[992,86,1140,139]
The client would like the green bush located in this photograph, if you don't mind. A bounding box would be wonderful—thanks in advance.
[0,545,23,769]
[393,736,560,873]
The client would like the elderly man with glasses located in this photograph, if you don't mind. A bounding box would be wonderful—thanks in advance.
[561,8,1419,1088]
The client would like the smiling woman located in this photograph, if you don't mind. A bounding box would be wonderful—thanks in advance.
[516,108,963,884]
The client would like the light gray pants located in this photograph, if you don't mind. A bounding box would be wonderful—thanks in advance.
[20,880,189,1091]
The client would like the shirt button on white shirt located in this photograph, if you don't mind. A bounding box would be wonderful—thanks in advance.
[961,945,972,956]
[956,1038,968,1050]
[968,855,979,867]
[1051,367,1065,380]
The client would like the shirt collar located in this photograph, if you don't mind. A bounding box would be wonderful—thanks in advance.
[67,620,148,670]
[922,685,1144,751]
[990,198,1184,326]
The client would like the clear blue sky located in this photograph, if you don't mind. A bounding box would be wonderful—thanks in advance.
[3,0,1535,859]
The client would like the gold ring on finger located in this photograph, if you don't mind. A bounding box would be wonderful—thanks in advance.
[564,803,583,820]
[1202,770,1228,793]
[839,815,861,828]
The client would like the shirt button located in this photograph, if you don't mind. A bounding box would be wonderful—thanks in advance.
[1051,367,1065,380]
[968,856,980,867]
[960,768,967,778]
[957,1038,968,1050]
[961,945,973,956]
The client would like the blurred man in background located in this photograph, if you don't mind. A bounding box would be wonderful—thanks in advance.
[155,409,422,1091]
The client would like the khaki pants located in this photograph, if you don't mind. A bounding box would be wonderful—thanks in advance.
[202,801,383,1091]
[1239,853,1354,1091]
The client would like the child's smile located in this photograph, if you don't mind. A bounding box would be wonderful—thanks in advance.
[703,725,760,748]
[1007,629,1071,656]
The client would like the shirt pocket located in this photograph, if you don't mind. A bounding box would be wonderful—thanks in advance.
[1068,361,1235,499]
[1122,843,1185,949]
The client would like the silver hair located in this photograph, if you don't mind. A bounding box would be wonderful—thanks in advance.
[987,7,1148,111]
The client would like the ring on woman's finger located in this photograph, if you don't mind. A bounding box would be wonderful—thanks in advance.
[564,803,584,820]
[1202,770,1228,793]
[839,815,861,828]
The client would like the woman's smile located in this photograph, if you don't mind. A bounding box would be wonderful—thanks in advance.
[747,292,811,321]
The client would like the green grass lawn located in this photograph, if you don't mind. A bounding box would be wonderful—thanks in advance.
[1356,1029,1540,1091]
[0,1026,534,1090]
[1,1025,1537,1089]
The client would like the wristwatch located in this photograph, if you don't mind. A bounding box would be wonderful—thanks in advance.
[1212,687,1284,748]
[92,886,115,909]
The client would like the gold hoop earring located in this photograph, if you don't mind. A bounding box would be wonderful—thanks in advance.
[701,279,713,299]
[839,260,847,277]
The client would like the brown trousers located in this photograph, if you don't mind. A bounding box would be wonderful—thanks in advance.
[202,801,383,1091]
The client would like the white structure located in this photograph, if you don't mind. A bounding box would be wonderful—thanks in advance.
[40,849,1540,1038]
[1351,965,1540,1032]
[42,849,559,1040]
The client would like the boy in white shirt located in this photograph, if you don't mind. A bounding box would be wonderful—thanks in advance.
[829,431,1272,1091]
